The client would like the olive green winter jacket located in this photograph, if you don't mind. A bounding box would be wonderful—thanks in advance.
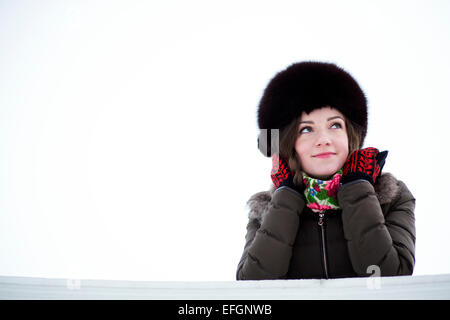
[236,173,416,280]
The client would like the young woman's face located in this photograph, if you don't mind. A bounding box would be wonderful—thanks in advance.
[295,107,349,180]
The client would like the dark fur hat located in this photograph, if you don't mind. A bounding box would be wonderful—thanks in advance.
[257,61,368,157]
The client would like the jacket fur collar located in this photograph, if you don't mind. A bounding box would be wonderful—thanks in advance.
[247,173,400,224]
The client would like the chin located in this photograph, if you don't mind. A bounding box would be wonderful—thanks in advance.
[315,173,334,180]
[311,168,340,180]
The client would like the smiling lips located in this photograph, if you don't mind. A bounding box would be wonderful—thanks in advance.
[313,152,336,159]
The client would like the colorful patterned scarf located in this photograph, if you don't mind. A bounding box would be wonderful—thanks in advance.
[302,169,343,213]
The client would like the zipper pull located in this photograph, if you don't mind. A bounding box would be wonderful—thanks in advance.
[318,212,324,226]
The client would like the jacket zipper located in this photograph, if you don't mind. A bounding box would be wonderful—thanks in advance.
[318,212,329,279]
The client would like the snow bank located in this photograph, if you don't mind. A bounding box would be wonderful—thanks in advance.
[1,274,450,299]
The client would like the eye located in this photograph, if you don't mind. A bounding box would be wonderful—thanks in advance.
[330,122,342,129]
[299,126,312,134]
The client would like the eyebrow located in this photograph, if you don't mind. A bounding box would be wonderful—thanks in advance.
[299,116,344,125]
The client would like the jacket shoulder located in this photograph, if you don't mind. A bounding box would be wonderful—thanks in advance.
[374,172,406,205]
[246,185,276,224]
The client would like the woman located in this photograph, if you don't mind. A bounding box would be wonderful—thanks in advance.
[236,61,416,280]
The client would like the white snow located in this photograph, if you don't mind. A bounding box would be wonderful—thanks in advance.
[1,274,450,300]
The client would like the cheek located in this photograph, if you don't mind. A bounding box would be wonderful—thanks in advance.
[335,136,349,162]
[294,138,308,157]
[337,138,349,154]
[294,138,313,165]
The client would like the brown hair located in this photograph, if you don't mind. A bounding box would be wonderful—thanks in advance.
[278,113,364,187]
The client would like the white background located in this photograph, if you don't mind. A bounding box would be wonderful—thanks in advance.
[1,0,449,281]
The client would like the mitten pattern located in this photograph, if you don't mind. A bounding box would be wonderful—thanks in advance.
[270,153,294,189]
[341,147,388,185]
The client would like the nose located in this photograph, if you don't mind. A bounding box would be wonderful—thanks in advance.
[315,131,332,147]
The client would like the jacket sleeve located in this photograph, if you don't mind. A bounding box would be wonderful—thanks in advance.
[337,179,416,276]
[236,187,305,280]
